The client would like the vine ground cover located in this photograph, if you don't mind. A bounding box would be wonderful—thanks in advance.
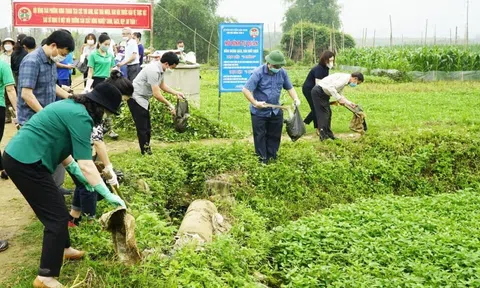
[3,69,480,287]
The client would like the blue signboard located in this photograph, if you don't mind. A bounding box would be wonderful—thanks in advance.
[219,23,263,92]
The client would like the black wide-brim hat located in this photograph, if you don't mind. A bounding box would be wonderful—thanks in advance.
[86,82,123,115]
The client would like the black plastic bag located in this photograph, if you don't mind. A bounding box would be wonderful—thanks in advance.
[174,99,190,133]
[285,106,306,142]
[76,59,88,74]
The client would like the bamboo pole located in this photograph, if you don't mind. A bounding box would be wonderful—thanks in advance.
[424,19,428,46]
[268,24,272,51]
[455,26,458,45]
[300,21,304,61]
[312,28,316,63]
[207,27,214,63]
[389,15,393,47]
[194,28,197,55]
[465,0,469,47]
[373,30,376,48]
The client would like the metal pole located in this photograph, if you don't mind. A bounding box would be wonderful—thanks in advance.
[217,91,221,120]
[150,0,154,50]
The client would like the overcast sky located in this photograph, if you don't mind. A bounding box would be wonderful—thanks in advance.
[2,0,478,39]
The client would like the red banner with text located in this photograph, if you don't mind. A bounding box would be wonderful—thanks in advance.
[13,2,152,29]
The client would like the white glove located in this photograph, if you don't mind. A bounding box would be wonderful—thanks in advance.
[84,78,94,93]
[103,164,119,188]
[294,98,301,107]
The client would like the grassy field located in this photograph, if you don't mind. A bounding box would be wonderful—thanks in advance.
[3,67,480,287]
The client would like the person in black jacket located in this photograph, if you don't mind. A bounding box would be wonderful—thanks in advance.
[301,50,335,135]
[11,34,27,83]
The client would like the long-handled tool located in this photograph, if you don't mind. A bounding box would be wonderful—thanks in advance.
[263,103,290,110]
[95,161,130,206]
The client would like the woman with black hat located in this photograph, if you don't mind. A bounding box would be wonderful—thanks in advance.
[2,82,127,288]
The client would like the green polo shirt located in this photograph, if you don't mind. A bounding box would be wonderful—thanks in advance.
[87,49,115,78]
[0,60,15,107]
[5,99,93,173]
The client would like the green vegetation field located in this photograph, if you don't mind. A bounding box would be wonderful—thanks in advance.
[4,68,480,287]
[337,45,480,72]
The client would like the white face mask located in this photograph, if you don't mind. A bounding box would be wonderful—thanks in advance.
[51,54,66,63]
[178,47,184,52]
[327,61,334,69]
[4,44,13,51]
[122,36,129,41]
[87,39,95,45]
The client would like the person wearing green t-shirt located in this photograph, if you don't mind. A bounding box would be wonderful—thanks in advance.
[0,60,17,180]
[85,33,119,141]
[2,82,126,288]
[85,33,116,90]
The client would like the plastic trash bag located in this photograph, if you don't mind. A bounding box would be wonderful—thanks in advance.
[345,104,367,134]
[174,99,190,133]
[100,207,142,264]
[284,106,306,142]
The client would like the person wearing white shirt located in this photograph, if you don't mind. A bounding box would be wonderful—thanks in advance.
[117,27,140,81]
[311,72,364,140]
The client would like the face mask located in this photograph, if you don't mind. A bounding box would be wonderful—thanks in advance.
[349,82,357,88]
[122,37,129,41]
[178,47,184,52]
[50,49,66,63]
[269,67,280,74]
[100,45,109,52]
[4,44,13,51]
[327,62,334,69]
[87,39,94,45]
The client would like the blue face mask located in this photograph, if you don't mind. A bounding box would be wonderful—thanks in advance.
[269,67,280,74]
[349,82,357,88]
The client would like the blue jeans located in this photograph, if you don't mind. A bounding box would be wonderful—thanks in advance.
[69,173,98,218]
[57,78,71,86]
[251,111,283,163]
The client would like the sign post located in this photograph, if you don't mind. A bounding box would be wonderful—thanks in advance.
[218,23,263,120]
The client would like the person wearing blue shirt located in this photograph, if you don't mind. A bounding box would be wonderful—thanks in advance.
[242,50,301,163]
[56,52,74,87]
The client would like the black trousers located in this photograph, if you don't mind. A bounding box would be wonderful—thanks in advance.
[127,64,140,82]
[302,86,317,128]
[251,111,283,163]
[92,77,106,88]
[311,86,335,140]
[0,107,5,170]
[2,153,70,277]
[127,98,151,154]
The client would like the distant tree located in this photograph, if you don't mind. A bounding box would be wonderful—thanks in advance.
[282,0,341,32]
[281,22,355,62]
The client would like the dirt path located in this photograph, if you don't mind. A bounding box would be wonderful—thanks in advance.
[0,123,36,283]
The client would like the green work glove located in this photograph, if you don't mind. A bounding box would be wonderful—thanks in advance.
[94,183,126,208]
[65,161,94,192]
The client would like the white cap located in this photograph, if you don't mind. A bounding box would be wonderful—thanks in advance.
[2,37,15,45]
[150,50,162,57]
